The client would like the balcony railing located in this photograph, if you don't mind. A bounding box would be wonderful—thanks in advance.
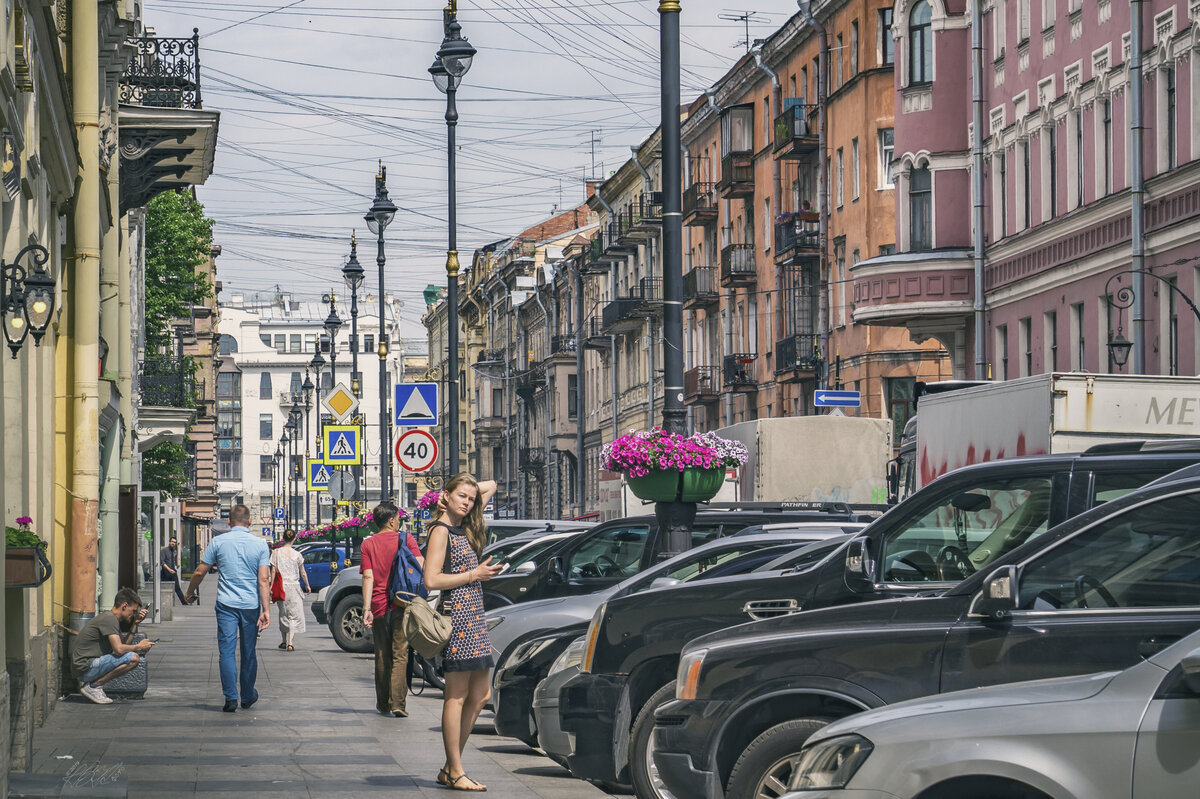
[140,356,196,408]
[683,265,719,309]
[720,242,756,286]
[516,367,546,400]
[684,365,720,401]
[582,233,616,274]
[723,354,758,390]
[773,103,819,157]
[683,182,718,225]
[718,151,755,197]
[776,333,821,374]
[119,31,202,109]
[629,193,663,233]
[775,213,821,261]
[550,335,578,356]
[636,277,663,315]
[602,296,645,333]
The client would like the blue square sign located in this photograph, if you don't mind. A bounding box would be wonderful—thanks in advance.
[395,383,438,426]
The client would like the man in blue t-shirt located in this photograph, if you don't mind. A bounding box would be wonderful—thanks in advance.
[186,504,271,712]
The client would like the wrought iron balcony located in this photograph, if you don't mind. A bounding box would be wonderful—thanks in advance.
[773,103,819,158]
[519,447,545,472]
[628,193,663,235]
[515,366,546,400]
[717,151,755,198]
[684,365,720,402]
[683,265,719,309]
[604,218,638,254]
[635,277,663,316]
[720,242,756,286]
[775,333,821,376]
[139,356,196,408]
[584,316,611,351]
[119,31,202,109]
[550,335,578,356]
[602,296,645,334]
[723,354,758,390]
[582,233,617,275]
[774,213,821,263]
[683,182,718,226]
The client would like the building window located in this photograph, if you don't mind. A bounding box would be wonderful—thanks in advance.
[879,128,894,188]
[217,451,241,481]
[305,333,317,353]
[996,325,1009,379]
[1047,125,1058,219]
[1074,109,1084,208]
[1019,317,1032,376]
[492,387,503,417]
[998,150,1008,238]
[567,374,578,420]
[1167,277,1179,375]
[1021,138,1031,228]
[1101,98,1113,194]
[879,244,896,255]
[259,372,272,399]
[290,372,302,395]
[321,372,331,391]
[1018,0,1030,42]
[910,167,932,250]
[259,413,272,440]
[1164,66,1177,170]
[320,334,330,353]
[218,334,238,355]
[879,7,894,65]
[908,1,933,85]
[1071,302,1085,370]
[850,20,859,76]
[260,334,271,348]
[836,148,845,208]
[290,334,301,353]
[1041,0,1054,29]
[992,1,1006,58]
[1044,311,1058,371]
[836,33,844,87]
[217,411,241,439]
[260,455,273,481]
[364,334,374,353]
[274,334,285,353]
[216,372,241,397]
[886,377,916,445]
[851,138,860,200]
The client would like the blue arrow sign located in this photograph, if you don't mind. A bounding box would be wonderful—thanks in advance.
[814,390,861,408]
[395,383,438,426]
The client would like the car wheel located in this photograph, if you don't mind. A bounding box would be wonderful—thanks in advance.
[630,682,680,799]
[330,595,373,653]
[725,718,832,799]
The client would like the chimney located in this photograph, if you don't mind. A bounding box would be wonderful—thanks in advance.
[585,180,598,199]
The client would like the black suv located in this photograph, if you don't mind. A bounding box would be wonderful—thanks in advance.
[480,503,875,611]
[559,441,1200,796]
[650,466,1200,799]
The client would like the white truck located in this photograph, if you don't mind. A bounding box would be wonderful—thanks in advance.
[894,372,1200,501]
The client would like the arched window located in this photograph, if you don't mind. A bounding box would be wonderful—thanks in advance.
[218,334,238,355]
[910,166,932,250]
[909,1,932,85]
[259,372,272,399]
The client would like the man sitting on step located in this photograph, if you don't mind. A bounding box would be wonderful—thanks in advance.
[72,587,156,704]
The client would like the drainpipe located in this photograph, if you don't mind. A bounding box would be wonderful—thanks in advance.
[723,296,733,427]
[533,281,552,517]
[610,333,620,515]
[551,275,561,516]
[70,0,101,629]
[1130,0,1146,374]
[567,259,586,517]
[518,324,528,518]
[971,0,987,378]
[99,82,122,603]
[505,296,513,515]
[754,45,784,355]
[119,218,133,488]
[798,0,829,390]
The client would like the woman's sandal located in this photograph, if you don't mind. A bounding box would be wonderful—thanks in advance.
[445,774,486,792]
[436,768,449,786]
[278,642,287,649]
[286,645,294,651]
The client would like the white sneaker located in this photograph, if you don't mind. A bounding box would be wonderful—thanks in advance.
[80,683,113,704]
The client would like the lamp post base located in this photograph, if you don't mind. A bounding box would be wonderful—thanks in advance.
[655,500,697,561]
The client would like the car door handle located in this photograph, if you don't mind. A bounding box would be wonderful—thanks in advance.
[1137,635,1181,658]
[742,599,801,621]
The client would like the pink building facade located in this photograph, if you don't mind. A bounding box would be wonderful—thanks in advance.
[854,0,1200,378]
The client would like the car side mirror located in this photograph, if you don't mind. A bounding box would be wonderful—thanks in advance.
[513,560,537,575]
[970,565,1020,620]
[885,458,899,505]
[1180,647,1200,695]
[547,556,565,583]
[649,577,681,590]
[844,536,875,593]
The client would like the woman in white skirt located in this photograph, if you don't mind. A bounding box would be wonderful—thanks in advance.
[269,530,310,651]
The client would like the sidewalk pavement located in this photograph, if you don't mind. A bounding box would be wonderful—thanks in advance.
[23,597,615,798]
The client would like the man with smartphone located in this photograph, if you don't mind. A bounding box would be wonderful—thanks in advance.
[72,587,155,705]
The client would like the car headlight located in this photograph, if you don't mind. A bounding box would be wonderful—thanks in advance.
[486,615,504,631]
[548,636,586,677]
[675,648,708,700]
[579,602,606,673]
[502,637,554,671]
[789,734,873,791]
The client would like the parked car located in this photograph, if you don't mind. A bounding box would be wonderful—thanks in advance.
[490,530,858,746]
[561,440,1200,796]
[780,627,1200,799]
[534,635,587,768]
[481,504,876,611]
[301,545,346,590]
[650,468,1200,799]
[482,529,585,568]
[483,519,595,546]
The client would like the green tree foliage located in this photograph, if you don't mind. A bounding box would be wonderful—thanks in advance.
[144,190,214,353]
[141,441,192,498]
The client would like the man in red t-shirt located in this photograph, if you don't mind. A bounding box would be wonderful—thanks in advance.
[361,501,424,717]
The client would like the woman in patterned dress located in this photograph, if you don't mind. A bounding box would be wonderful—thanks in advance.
[269,529,310,651]
[423,473,502,792]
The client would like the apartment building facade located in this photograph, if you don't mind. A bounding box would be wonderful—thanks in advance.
[855,0,1200,381]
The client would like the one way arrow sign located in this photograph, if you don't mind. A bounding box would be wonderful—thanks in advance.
[814,389,861,408]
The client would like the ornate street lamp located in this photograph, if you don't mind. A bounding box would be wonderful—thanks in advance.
[342,233,365,504]
[431,3,476,475]
[1,243,54,358]
[365,165,397,500]
[301,377,314,527]
[324,294,342,387]
[280,428,292,527]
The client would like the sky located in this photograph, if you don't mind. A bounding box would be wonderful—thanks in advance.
[147,0,803,336]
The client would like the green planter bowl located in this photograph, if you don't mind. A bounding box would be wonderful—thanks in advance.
[627,467,725,503]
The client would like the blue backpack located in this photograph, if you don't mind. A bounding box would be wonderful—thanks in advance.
[389,534,428,606]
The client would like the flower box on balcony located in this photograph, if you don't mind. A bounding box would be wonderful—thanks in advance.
[5,546,51,588]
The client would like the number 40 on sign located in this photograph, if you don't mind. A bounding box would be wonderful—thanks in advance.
[394,429,438,472]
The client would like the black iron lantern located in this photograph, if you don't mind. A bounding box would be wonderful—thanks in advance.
[342,233,365,290]
[1108,329,1133,368]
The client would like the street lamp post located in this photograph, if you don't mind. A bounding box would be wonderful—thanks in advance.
[1105,268,1200,371]
[343,234,366,504]
[302,373,314,528]
[431,2,476,476]
[272,445,282,536]
[281,427,292,527]
[325,295,342,387]
[365,166,398,501]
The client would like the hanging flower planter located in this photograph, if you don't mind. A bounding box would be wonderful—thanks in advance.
[605,429,746,504]
[6,518,51,588]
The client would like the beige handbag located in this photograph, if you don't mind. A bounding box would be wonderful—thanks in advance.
[401,595,452,658]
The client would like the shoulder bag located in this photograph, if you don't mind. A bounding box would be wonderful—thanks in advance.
[402,595,451,658]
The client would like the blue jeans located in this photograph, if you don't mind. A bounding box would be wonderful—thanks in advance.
[79,651,135,685]
[215,602,259,702]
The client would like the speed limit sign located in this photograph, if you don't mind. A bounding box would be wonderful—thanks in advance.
[395,429,438,472]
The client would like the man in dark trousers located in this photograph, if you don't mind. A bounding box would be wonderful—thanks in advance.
[160,537,194,605]
[185,504,271,713]
[361,501,424,717]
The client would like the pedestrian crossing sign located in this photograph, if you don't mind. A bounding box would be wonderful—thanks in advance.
[307,459,332,491]
[322,425,362,465]
[394,382,438,426]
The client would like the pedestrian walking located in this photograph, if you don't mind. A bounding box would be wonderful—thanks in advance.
[185,504,270,713]
[361,500,424,717]
[423,474,502,792]
[159,537,196,605]
[269,529,309,651]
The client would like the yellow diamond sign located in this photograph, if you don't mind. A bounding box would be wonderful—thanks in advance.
[321,382,359,423]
